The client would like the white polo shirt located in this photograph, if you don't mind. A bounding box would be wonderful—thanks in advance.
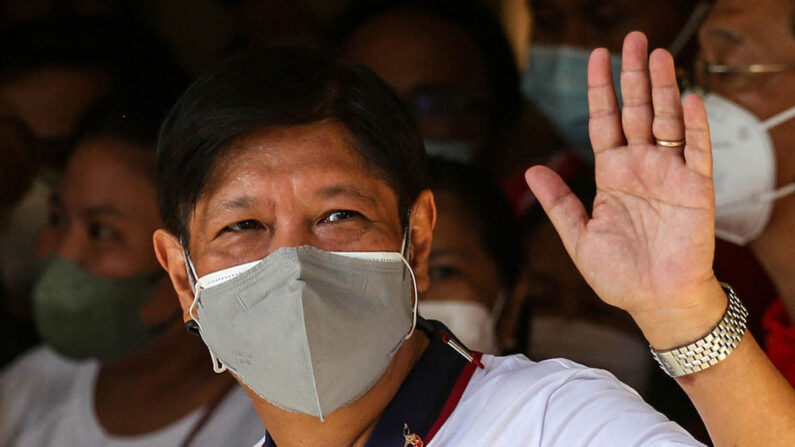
[1,346,264,447]
[253,351,704,446]
[427,354,703,446]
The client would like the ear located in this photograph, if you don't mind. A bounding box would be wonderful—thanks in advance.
[153,229,195,322]
[408,189,436,293]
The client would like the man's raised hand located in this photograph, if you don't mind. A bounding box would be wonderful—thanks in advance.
[525,31,727,348]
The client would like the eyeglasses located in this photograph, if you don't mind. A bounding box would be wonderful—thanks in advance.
[706,62,795,74]
[698,61,795,93]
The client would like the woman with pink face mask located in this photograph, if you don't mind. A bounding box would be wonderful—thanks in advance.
[698,0,795,387]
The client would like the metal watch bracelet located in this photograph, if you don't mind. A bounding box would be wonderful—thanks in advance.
[650,283,749,378]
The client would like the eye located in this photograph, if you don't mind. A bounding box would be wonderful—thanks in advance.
[222,219,264,233]
[88,221,120,241]
[320,210,362,224]
[429,265,462,281]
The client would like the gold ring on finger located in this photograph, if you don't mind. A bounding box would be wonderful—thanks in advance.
[655,138,685,148]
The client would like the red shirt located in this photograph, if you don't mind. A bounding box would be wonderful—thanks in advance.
[763,300,795,387]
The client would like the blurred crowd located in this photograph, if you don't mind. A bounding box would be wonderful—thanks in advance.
[0,1,793,446]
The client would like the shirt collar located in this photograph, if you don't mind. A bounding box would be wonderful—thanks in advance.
[262,332,483,447]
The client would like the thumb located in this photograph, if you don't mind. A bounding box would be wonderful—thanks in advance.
[524,165,588,260]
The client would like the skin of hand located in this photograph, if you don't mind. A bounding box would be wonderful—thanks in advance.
[525,31,795,446]
[525,31,725,349]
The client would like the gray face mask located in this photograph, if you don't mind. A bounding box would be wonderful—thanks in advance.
[184,244,418,420]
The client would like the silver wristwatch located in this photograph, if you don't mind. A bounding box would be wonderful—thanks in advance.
[650,283,749,377]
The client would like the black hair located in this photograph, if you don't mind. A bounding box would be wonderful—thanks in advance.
[75,91,182,154]
[69,88,184,184]
[157,46,429,242]
[0,15,184,101]
[335,0,521,129]
[427,157,524,288]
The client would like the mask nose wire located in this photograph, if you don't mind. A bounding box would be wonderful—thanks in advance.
[181,243,228,374]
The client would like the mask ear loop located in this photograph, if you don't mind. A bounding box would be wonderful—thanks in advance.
[758,183,795,202]
[181,242,228,374]
[723,103,795,207]
[399,212,418,339]
[181,243,199,298]
[761,104,795,130]
[399,256,419,340]
[666,1,710,59]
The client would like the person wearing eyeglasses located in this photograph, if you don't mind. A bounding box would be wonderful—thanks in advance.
[696,0,795,388]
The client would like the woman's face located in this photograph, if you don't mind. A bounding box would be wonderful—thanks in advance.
[38,137,178,324]
[40,137,162,278]
[419,191,502,311]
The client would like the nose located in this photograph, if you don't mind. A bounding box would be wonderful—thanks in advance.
[267,219,315,255]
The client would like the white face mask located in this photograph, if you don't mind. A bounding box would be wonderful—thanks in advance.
[704,93,795,245]
[418,292,504,355]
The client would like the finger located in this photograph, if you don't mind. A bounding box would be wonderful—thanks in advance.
[620,32,653,146]
[649,49,685,151]
[682,94,712,178]
[588,48,624,153]
[525,165,588,261]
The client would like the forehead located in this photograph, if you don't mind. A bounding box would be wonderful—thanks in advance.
[708,0,795,36]
[342,10,490,96]
[200,120,396,208]
[60,138,158,213]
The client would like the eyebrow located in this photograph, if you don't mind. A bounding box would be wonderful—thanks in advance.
[429,248,467,259]
[210,196,259,215]
[205,184,380,219]
[317,185,378,207]
[82,205,128,219]
[705,28,745,45]
[49,194,128,219]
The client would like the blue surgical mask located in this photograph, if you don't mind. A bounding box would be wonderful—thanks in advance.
[521,44,622,161]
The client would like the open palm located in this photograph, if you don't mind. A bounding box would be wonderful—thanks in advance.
[526,32,720,330]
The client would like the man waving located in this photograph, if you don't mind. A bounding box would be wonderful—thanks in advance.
[153,31,795,446]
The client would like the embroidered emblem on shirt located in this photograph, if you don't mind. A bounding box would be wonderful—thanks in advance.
[403,423,424,447]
